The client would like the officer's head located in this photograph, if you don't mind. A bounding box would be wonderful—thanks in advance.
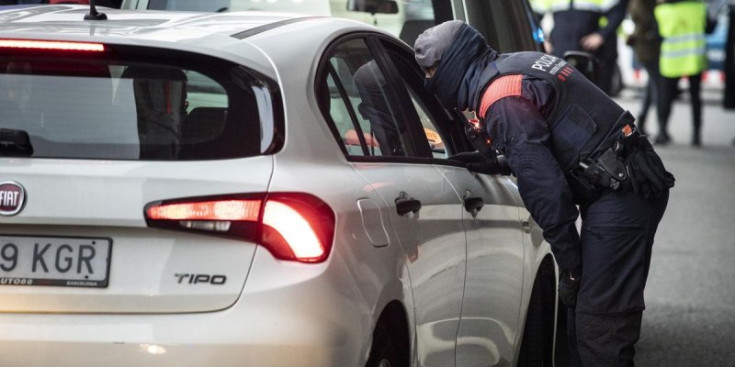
[414,20,464,77]
[413,21,497,111]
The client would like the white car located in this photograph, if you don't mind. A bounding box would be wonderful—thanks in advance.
[0,4,557,367]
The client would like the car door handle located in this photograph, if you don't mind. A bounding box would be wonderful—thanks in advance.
[395,197,422,216]
[522,220,531,233]
[463,196,484,213]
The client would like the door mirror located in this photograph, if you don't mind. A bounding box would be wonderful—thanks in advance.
[346,0,399,14]
[563,51,598,84]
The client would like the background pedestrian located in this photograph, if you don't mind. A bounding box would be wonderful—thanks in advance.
[654,0,717,146]
[627,0,660,136]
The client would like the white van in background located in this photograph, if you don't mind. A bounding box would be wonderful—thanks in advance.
[120,0,544,53]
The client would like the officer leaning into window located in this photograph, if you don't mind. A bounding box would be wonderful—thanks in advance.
[414,20,673,367]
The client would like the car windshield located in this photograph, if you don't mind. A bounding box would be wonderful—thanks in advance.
[0,54,275,160]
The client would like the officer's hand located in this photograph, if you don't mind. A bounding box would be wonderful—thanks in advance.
[450,151,510,175]
[449,151,497,175]
[559,271,580,308]
[581,32,604,51]
[544,40,554,54]
[449,151,487,163]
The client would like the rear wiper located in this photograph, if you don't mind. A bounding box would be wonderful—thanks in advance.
[0,128,33,157]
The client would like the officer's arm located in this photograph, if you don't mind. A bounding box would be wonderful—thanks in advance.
[598,0,630,40]
[485,93,581,273]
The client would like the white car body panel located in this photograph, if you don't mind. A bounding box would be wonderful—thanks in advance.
[0,157,273,313]
[352,161,466,367]
[438,168,527,366]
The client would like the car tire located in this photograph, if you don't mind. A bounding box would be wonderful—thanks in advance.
[365,321,401,367]
[517,261,556,367]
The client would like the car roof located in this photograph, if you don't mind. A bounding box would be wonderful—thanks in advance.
[0,5,387,78]
[0,5,386,50]
[0,5,319,43]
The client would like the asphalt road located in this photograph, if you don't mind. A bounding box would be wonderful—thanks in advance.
[612,89,735,366]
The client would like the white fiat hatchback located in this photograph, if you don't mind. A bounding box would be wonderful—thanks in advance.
[0,4,558,367]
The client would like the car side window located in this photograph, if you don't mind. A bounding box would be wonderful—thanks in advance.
[382,42,465,160]
[319,38,428,158]
[404,85,448,159]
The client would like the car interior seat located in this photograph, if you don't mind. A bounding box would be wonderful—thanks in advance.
[117,65,188,159]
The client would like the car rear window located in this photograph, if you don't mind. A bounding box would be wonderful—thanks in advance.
[0,48,279,160]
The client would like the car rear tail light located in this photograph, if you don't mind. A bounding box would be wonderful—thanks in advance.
[145,193,335,263]
[0,39,105,52]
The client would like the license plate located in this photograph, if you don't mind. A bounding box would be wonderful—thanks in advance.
[0,235,111,288]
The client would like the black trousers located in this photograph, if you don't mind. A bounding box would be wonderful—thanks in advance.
[567,189,669,367]
[637,61,660,133]
[656,73,703,143]
[594,36,619,97]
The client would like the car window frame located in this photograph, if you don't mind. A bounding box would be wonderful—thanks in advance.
[315,32,442,164]
[378,38,476,162]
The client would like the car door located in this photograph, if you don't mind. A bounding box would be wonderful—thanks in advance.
[383,40,528,366]
[315,34,466,367]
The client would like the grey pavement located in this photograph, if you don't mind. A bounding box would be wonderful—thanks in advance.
[613,88,735,366]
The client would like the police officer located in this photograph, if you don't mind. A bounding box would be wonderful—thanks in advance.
[414,20,673,367]
[530,0,629,96]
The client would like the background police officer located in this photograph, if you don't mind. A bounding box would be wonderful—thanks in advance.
[530,0,630,96]
[414,20,673,367]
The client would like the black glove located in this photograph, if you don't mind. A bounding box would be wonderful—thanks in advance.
[558,271,580,308]
[449,151,511,175]
[449,151,488,163]
[625,136,675,198]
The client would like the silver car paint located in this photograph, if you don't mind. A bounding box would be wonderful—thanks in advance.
[0,6,555,366]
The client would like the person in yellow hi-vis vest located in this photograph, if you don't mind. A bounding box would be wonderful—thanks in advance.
[654,0,716,146]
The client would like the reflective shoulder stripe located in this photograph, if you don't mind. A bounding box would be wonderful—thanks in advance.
[478,74,523,120]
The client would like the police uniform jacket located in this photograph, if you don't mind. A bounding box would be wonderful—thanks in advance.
[531,0,629,58]
[426,23,631,274]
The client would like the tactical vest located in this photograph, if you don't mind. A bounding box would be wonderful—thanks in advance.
[655,1,708,78]
[480,52,631,172]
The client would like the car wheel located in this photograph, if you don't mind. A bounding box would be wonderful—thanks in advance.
[365,322,401,367]
[517,261,556,367]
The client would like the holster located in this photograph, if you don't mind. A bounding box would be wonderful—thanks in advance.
[578,148,628,191]
[571,125,675,198]
[570,123,638,193]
